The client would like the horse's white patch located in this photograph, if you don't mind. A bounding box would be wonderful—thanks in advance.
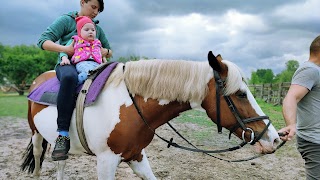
[158,99,170,105]
[190,102,205,112]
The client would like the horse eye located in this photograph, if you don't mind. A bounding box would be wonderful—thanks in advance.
[237,92,247,98]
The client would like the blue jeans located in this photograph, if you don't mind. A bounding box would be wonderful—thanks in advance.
[55,64,78,131]
[75,61,99,84]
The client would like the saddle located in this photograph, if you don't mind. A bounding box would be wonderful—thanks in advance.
[28,62,118,106]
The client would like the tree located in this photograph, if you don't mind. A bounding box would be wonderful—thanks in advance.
[0,43,5,84]
[0,44,56,95]
[249,69,274,84]
[274,60,299,83]
[116,55,149,63]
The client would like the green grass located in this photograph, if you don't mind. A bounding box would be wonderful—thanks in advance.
[0,92,28,118]
[255,98,285,130]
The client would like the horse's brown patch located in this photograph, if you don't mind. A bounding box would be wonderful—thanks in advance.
[107,96,190,162]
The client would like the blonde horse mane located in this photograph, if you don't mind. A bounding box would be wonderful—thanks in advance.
[107,59,245,102]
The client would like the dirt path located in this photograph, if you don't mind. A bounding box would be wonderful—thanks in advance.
[0,117,305,179]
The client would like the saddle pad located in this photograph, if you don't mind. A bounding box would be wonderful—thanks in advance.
[28,62,118,107]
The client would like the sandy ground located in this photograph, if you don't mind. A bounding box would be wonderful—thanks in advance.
[0,116,305,180]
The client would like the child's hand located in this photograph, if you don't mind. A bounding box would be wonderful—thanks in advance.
[60,56,71,65]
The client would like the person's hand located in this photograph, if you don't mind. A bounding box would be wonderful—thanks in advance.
[278,124,296,141]
[63,41,75,57]
[102,57,107,63]
[60,56,71,66]
[101,48,112,58]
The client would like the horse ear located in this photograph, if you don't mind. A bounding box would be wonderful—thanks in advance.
[208,51,222,72]
[216,54,223,61]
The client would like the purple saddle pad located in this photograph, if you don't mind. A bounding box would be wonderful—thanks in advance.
[28,62,118,106]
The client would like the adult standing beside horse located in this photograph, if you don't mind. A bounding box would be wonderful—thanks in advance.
[279,35,320,179]
[37,0,112,161]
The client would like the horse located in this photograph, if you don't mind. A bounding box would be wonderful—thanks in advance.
[21,51,281,179]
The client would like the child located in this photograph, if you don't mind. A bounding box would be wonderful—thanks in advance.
[61,16,107,85]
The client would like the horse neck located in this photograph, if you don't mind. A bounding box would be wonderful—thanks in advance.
[133,96,191,129]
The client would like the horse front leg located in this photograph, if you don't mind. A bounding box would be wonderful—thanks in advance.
[96,151,121,179]
[128,149,156,180]
[32,132,43,177]
[56,160,66,180]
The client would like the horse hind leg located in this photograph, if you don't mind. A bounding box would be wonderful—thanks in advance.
[21,132,48,177]
[128,149,156,180]
[32,132,47,176]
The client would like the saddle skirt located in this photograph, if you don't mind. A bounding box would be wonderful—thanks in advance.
[28,62,118,107]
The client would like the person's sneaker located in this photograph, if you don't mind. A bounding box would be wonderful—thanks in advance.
[52,135,70,161]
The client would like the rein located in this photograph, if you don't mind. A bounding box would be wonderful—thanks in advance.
[124,66,286,162]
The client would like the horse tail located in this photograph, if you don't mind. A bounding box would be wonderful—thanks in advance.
[20,138,48,173]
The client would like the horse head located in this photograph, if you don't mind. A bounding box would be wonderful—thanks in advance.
[202,51,281,154]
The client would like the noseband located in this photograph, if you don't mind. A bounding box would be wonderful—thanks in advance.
[213,70,270,145]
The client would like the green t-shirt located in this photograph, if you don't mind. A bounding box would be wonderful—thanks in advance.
[37,11,111,67]
[293,61,320,144]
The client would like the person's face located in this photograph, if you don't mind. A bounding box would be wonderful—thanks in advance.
[80,23,96,42]
[80,0,100,19]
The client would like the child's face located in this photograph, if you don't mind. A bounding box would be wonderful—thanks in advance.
[80,23,96,41]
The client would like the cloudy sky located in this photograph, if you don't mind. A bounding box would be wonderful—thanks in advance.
[1,0,319,77]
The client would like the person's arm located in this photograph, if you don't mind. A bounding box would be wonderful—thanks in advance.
[37,15,74,56]
[42,41,74,57]
[279,84,309,141]
[59,39,74,60]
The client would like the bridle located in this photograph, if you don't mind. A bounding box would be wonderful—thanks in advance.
[212,70,271,145]
[124,65,284,162]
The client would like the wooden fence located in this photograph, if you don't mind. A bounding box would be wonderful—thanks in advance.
[248,82,291,105]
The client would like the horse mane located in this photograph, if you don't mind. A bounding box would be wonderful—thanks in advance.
[221,60,247,95]
[107,59,246,102]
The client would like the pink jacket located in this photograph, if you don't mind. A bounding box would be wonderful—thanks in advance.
[71,35,102,64]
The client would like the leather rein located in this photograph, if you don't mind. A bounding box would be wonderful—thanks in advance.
[125,66,285,162]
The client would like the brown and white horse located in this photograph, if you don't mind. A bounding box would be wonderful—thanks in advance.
[21,51,281,179]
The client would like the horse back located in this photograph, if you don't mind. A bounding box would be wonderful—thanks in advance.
[28,71,56,134]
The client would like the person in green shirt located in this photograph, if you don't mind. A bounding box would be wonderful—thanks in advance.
[37,0,112,161]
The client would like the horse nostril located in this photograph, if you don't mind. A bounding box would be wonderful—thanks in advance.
[273,137,281,148]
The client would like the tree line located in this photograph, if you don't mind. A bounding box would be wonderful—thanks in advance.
[0,44,297,95]
[249,60,299,84]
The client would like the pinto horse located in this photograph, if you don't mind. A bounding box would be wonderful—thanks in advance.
[21,51,281,179]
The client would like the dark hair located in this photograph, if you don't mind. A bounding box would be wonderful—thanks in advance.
[310,35,320,55]
[85,0,104,13]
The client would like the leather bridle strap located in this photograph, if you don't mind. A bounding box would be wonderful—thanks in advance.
[213,70,224,133]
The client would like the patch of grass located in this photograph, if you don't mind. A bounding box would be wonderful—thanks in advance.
[255,98,285,130]
[0,92,28,118]
[175,110,212,127]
